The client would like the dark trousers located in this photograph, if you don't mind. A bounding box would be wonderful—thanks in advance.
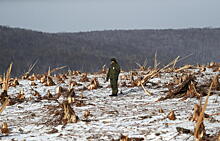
[110,79,118,95]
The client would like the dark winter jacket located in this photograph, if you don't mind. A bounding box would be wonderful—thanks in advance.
[106,62,120,81]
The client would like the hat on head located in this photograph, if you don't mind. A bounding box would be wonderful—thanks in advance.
[110,58,117,62]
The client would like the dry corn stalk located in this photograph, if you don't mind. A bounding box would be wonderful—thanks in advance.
[60,74,67,80]
[0,97,9,113]
[209,62,217,67]
[40,75,47,83]
[120,134,129,141]
[211,75,220,90]
[11,78,19,87]
[56,86,63,94]
[67,88,75,103]
[174,65,192,72]
[17,89,25,100]
[140,69,158,85]
[162,75,195,101]
[46,76,55,86]
[120,81,127,87]
[72,71,81,76]
[136,57,148,71]
[24,59,38,77]
[28,74,38,81]
[172,56,180,68]
[140,56,185,86]
[80,73,89,82]
[119,134,144,141]
[2,63,13,91]
[68,88,75,97]
[1,122,9,134]
[46,90,53,98]
[33,90,41,97]
[0,75,3,83]
[159,108,164,113]
[83,110,90,119]
[183,81,201,99]
[30,81,37,86]
[194,82,213,140]
[102,64,107,73]
[191,104,202,122]
[154,50,160,69]
[68,95,75,104]
[69,81,77,87]
[63,101,78,123]
[87,78,100,90]
[50,66,67,74]
[47,66,51,76]
[141,83,152,96]
[168,110,176,120]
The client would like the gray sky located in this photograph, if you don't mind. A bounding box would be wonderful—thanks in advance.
[0,0,220,33]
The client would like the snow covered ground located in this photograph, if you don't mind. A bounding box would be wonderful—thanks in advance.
[0,67,220,141]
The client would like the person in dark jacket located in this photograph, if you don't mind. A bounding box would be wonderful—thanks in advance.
[106,58,120,96]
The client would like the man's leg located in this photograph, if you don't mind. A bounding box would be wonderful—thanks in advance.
[110,79,118,96]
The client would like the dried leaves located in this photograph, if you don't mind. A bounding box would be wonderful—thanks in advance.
[1,122,9,135]
[117,134,144,141]
[80,73,89,82]
[83,110,90,119]
[63,101,79,123]
[1,61,220,140]
[87,78,100,90]
[167,110,176,120]
[211,75,220,91]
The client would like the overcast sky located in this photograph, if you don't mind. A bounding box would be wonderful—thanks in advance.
[0,0,220,33]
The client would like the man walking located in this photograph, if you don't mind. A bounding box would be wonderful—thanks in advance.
[106,58,120,96]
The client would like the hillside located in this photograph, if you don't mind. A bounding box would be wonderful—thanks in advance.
[1,26,220,76]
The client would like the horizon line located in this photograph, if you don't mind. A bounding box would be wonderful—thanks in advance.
[1,24,220,34]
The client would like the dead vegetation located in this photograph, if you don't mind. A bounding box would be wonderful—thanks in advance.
[0,61,220,140]
[1,122,9,135]
[87,77,101,90]
[62,101,79,124]
[193,83,213,140]
[171,82,220,141]
[167,110,176,120]
[115,134,144,141]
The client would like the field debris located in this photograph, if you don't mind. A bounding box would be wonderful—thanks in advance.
[0,62,220,140]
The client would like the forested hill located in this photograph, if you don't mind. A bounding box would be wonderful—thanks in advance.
[0,26,220,76]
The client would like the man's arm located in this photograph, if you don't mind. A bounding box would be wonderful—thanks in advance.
[116,64,120,75]
[106,68,110,82]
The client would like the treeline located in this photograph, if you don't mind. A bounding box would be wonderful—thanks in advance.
[0,26,220,76]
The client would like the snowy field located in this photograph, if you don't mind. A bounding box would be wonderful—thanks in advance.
[0,66,220,141]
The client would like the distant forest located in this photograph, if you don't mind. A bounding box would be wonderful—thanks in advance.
[0,26,220,76]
